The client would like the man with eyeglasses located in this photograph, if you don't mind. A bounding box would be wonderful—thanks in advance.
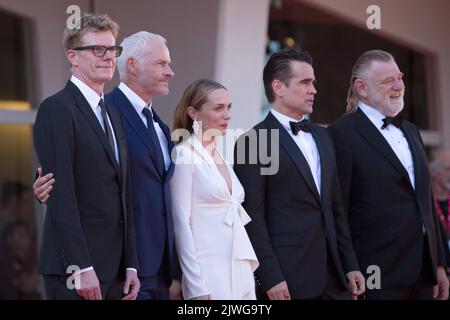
[33,13,140,300]
[34,31,181,300]
[72,44,123,58]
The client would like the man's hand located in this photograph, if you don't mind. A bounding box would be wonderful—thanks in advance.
[267,281,291,300]
[169,279,183,300]
[433,266,449,300]
[76,269,102,300]
[33,167,55,203]
[346,270,365,300]
[122,270,140,300]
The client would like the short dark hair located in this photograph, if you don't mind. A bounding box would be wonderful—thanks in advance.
[263,49,313,103]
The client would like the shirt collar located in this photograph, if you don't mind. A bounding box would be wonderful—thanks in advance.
[270,107,306,134]
[357,101,386,130]
[118,82,153,115]
[70,75,104,112]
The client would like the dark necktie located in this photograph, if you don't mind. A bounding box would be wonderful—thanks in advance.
[98,98,115,152]
[142,107,165,173]
[381,114,403,130]
[289,119,311,135]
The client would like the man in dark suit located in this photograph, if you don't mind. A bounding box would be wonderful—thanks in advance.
[328,49,449,299]
[106,31,179,300]
[33,14,139,300]
[34,31,180,300]
[234,49,365,300]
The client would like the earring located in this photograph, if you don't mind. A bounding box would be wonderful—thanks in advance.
[192,119,200,135]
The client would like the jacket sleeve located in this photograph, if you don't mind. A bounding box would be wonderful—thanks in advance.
[233,131,285,294]
[123,123,139,270]
[170,146,209,299]
[327,129,360,273]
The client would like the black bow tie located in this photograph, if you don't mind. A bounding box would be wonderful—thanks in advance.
[289,119,311,135]
[381,114,403,130]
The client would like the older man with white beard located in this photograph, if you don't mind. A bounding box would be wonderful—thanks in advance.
[328,50,449,300]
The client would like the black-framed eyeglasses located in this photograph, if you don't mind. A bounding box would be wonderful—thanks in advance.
[72,45,123,57]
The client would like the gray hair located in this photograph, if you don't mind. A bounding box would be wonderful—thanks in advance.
[116,31,167,78]
[346,50,395,113]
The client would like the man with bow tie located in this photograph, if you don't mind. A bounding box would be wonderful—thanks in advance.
[234,49,365,300]
[329,50,449,300]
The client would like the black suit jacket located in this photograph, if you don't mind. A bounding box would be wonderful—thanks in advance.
[106,87,180,280]
[33,81,138,282]
[329,108,447,289]
[234,112,359,299]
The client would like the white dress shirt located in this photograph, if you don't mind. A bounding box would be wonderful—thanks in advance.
[358,102,415,189]
[118,82,171,170]
[70,76,119,163]
[271,108,321,195]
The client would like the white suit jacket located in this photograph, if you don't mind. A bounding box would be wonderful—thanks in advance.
[170,135,259,300]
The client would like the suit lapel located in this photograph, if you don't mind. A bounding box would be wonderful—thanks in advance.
[187,135,232,196]
[106,103,127,225]
[265,113,321,202]
[354,108,413,189]
[66,82,121,178]
[152,109,175,180]
[400,122,425,193]
[106,104,125,184]
[110,88,164,179]
[310,125,329,203]
[188,135,215,167]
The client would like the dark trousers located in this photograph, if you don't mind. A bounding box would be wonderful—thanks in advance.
[365,237,435,300]
[303,246,352,300]
[43,274,125,300]
[137,246,171,300]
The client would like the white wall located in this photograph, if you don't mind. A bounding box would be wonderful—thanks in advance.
[215,0,269,131]
[214,0,269,162]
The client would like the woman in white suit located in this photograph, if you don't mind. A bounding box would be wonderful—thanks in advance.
[170,79,259,300]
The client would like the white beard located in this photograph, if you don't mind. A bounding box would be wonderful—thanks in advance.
[367,84,404,116]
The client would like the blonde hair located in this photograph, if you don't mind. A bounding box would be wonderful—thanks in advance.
[63,13,119,50]
[172,79,226,143]
[346,50,394,113]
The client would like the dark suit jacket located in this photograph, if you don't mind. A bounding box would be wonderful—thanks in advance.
[106,87,178,279]
[33,81,138,282]
[234,112,359,299]
[329,108,447,289]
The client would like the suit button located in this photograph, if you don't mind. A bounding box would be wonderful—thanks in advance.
[119,219,124,224]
